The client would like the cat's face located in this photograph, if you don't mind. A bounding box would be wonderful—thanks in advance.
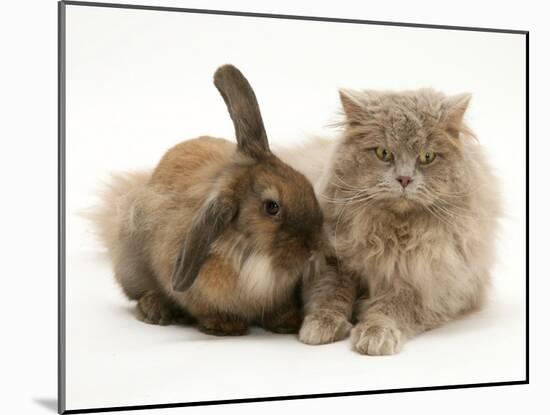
[332,89,473,213]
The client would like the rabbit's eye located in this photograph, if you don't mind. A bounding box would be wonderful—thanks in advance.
[264,200,280,216]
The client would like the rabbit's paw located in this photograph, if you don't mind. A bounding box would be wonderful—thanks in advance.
[263,308,303,334]
[197,315,249,336]
[136,291,175,326]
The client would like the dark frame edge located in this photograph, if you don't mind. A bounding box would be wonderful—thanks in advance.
[525,30,530,384]
[58,1,67,414]
[62,0,528,35]
[62,380,528,414]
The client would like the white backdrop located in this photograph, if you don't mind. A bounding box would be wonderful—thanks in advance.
[2,0,544,415]
[62,2,527,412]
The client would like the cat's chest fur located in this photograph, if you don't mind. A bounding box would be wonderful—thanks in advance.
[331,208,482,313]
[337,216,445,276]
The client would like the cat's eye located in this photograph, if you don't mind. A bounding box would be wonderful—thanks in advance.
[264,200,280,216]
[419,151,437,165]
[375,147,393,162]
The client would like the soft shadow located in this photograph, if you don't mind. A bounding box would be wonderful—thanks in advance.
[34,398,57,412]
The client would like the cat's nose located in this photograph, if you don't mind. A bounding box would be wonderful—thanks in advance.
[396,176,413,188]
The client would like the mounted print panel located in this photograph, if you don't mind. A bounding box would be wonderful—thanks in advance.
[59,1,528,413]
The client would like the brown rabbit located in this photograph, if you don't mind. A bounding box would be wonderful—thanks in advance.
[92,65,326,335]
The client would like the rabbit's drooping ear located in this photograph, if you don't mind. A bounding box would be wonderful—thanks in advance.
[213,64,270,160]
[171,192,236,292]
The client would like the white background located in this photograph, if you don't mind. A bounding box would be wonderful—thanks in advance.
[0,0,543,415]
[62,2,527,412]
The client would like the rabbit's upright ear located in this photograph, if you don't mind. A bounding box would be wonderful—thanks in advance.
[214,64,270,160]
[171,191,236,292]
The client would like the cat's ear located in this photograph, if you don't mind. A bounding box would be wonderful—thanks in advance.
[339,89,367,127]
[443,93,471,137]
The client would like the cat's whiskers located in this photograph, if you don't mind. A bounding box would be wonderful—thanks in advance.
[322,194,361,204]
[323,181,387,205]
[430,202,471,221]
[344,195,379,220]
[413,187,475,226]
[337,195,381,208]
[333,172,365,191]
[425,182,483,198]
[418,187,490,221]
[432,199,478,216]
[421,204,457,228]
[324,191,383,205]
[328,180,361,192]
[322,187,367,201]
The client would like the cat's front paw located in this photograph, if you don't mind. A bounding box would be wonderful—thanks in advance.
[351,323,403,356]
[299,311,352,345]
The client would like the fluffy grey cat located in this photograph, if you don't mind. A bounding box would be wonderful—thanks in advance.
[277,88,501,355]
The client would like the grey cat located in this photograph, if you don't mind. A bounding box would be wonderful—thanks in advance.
[277,88,501,355]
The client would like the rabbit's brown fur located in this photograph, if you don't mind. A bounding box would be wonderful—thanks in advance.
[93,65,326,335]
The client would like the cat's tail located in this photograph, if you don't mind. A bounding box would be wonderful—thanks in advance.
[82,170,152,253]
